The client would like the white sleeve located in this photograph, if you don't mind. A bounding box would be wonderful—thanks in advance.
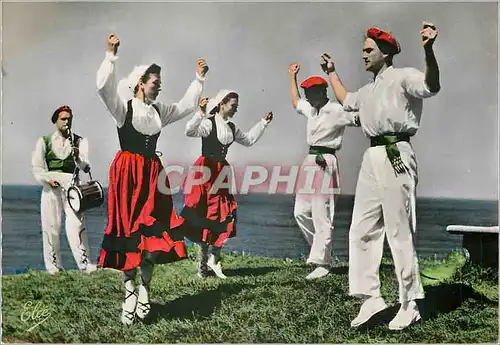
[340,110,361,127]
[234,119,269,147]
[296,98,312,117]
[157,73,206,127]
[31,138,49,185]
[76,137,90,171]
[96,52,127,127]
[343,90,361,112]
[185,111,213,138]
[402,67,438,99]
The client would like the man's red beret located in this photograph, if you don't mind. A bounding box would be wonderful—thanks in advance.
[366,27,401,55]
[300,76,328,89]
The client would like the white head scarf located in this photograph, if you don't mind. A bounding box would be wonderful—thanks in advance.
[117,64,151,101]
[207,89,238,115]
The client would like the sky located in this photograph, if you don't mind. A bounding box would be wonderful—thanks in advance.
[1,1,498,200]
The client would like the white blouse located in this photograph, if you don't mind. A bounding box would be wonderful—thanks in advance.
[185,111,269,146]
[96,52,206,135]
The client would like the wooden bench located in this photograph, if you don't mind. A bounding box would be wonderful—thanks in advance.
[446,225,499,270]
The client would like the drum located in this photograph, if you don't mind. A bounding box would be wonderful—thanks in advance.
[67,180,104,213]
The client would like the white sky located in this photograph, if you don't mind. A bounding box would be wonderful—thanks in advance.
[2,1,498,200]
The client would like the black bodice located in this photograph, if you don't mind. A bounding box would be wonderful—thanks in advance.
[201,116,235,161]
[117,100,161,157]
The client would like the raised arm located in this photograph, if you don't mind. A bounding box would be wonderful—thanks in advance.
[185,97,213,137]
[96,34,127,126]
[421,22,440,93]
[321,53,348,105]
[234,112,273,147]
[157,58,209,127]
[288,63,301,109]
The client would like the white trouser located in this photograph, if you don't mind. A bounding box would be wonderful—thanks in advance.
[348,142,423,303]
[294,153,339,266]
[40,185,93,273]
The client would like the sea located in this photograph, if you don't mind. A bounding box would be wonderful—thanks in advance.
[1,185,498,275]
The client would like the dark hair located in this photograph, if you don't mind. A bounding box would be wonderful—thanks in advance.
[375,40,399,56]
[133,63,162,95]
[51,105,72,124]
[210,92,239,115]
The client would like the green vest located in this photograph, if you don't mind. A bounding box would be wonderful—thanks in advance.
[43,134,81,173]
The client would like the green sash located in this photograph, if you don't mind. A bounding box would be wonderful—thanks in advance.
[309,146,336,170]
[370,134,411,175]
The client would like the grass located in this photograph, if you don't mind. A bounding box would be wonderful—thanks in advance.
[2,248,498,343]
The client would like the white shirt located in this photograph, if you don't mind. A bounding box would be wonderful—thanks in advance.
[343,66,438,137]
[31,131,90,185]
[96,52,205,135]
[185,111,268,146]
[296,99,358,150]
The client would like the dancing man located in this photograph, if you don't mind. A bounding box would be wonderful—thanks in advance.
[96,33,209,324]
[177,90,272,278]
[31,105,97,274]
[321,22,440,329]
[288,64,359,280]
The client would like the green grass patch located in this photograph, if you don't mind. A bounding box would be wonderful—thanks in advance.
[2,250,498,343]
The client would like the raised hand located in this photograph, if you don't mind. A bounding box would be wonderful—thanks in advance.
[288,63,300,77]
[107,33,120,55]
[421,22,438,48]
[264,111,273,124]
[199,97,209,114]
[197,58,209,77]
[320,52,335,74]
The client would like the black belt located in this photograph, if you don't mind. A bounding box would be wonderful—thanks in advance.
[309,146,336,155]
[369,133,412,175]
[370,133,411,147]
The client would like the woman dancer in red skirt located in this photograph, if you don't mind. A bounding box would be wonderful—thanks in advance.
[96,33,209,324]
[176,90,272,278]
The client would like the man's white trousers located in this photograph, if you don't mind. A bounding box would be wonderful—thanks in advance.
[40,185,92,273]
[348,142,424,302]
[294,153,339,266]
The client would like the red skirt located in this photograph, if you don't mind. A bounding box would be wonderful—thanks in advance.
[173,156,237,247]
[98,151,187,271]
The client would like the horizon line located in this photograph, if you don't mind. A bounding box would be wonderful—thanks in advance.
[1,183,498,202]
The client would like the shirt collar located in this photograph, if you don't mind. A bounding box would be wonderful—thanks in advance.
[53,130,74,143]
[309,99,330,116]
[132,97,157,109]
[373,65,394,82]
[215,113,231,124]
[53,130,66,140]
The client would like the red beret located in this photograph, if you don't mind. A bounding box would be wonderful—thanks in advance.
[366,27,401,55]
[300,76,328,89]
[51,105,72,123]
